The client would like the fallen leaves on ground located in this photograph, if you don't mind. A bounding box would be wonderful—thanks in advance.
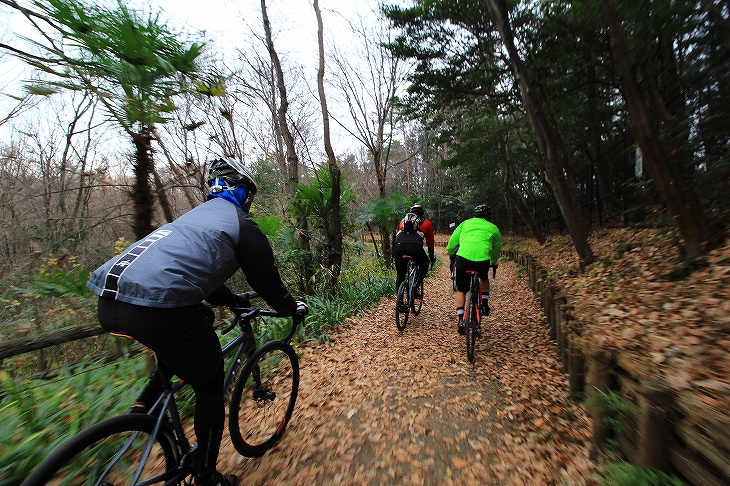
[510,227,730,479]
[217,247,599,485]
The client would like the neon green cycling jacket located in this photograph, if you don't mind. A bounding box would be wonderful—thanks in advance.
[446,217,502,264]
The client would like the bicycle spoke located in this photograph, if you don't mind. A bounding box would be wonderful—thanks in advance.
[411,278,423,316]
[22,415,179,486]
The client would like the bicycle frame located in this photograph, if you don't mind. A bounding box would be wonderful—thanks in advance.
[406,259,418,300]
[468,271,482,323]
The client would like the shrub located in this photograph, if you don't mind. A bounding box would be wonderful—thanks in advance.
[602,461,684,486]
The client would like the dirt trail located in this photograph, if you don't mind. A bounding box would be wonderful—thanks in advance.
[218,247,597,485]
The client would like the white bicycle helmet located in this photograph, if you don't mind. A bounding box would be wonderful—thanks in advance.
[207,157,258,195]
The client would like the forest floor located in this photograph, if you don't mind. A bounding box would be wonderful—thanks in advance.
[216,244,600,485]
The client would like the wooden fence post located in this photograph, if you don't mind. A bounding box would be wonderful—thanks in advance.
[539,269,548,308]
[568,324,586,401]
[587,348,615,452]
[636,381,672,470]
[529,257,537,290]
[553,294,567,338]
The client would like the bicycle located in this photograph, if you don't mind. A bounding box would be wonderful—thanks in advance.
[463,266,496,363]
[21,292,304,485]
[395,255,423,331]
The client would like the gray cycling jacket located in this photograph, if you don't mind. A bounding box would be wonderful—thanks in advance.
[87,197,296,315]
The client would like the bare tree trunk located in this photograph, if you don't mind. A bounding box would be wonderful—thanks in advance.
[314,0,343,288]
[152,125,202,210]
[586,61,614,217]
[261,0,313,291]
[70,98,97,240]
[331,17,402,267]
[261,0,298,196]
[486,0,594,266]
[152,166,174,223]
[131,129,155,239]
[603,0,710,258]
[504,177,545,245]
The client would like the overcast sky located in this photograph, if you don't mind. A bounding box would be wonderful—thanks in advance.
[1,0,391,93]
[0,0,407,154]
[139,0,384,66]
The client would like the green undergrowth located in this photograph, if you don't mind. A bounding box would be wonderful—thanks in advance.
[301,252,395,342]
[0,357,151,485]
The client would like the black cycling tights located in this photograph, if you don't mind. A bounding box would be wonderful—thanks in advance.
[98,297,224,481]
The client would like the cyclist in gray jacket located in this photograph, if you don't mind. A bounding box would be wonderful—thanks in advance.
[87,157,307,486]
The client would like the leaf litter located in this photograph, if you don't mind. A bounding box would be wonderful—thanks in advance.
[216,245,598,485]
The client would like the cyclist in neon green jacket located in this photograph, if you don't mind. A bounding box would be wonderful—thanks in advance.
[446,204,502,335]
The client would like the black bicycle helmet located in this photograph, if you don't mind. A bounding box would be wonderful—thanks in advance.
[474,204,492,219]
[207,157,258,195]
[409,204,424,217]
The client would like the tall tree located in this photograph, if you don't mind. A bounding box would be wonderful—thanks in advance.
[385,0,594,264]
[313,0,343,287]
[4,0,209,239]
[261,0,299,197]
[600,0,711,257]
[331,14,406,263]
[260,0,314,291]
[484,0,594,264]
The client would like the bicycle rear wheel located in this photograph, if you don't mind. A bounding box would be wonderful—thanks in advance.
[411,278,424,316]
[21,414,180,486]
[229,340,299,457]
[465,290,477,363]
[395,280,410,331]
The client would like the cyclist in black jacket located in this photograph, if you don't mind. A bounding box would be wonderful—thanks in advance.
[87,157,307,486]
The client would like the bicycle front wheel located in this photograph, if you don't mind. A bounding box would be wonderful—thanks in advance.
[395,280,410,331]
[229,340,299,457]
[21,414,180,486]
[465,291,477,363]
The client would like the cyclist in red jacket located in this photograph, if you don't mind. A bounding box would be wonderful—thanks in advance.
[393,204,436,298]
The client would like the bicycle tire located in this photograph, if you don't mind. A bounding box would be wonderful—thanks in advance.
[465,290,477,363]
[229,340,299,457]
[395,280,410,331]
[21,414,180,486]
[411,278,424,316]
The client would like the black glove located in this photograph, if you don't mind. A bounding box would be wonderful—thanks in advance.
[206,285,247,308]
[295,300,308,316]
[198,303,216,323]
[491,265,498,278]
